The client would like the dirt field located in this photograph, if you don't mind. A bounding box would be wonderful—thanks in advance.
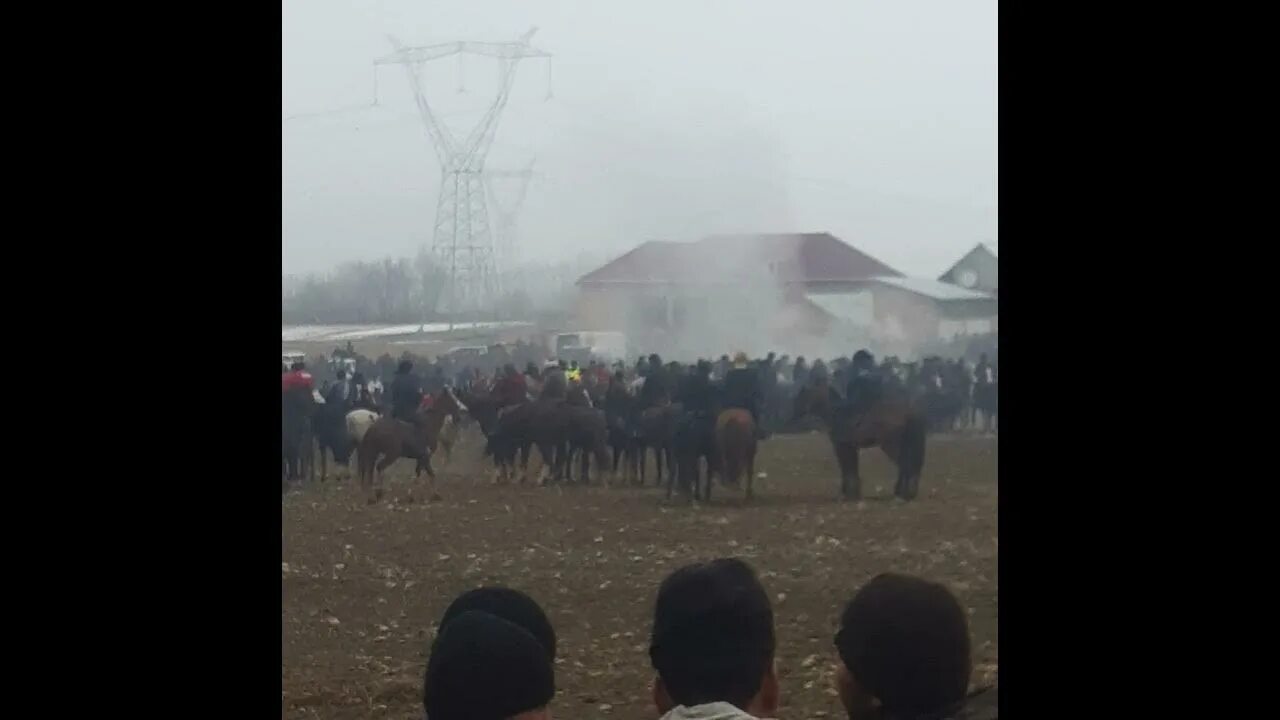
[282,431,998,719]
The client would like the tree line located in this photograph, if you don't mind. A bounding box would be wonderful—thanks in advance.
[282,248,595,325]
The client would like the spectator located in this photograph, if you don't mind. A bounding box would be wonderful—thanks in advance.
[423,610,554,720]
[648,558,779,720]
[437,586,556,660]
[833,574,971,720]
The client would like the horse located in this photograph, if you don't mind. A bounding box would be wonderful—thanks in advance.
[715,408,758,500]
[604,392,645,484]
[313,399,353,482]
[355,387,469,503]
[525,398,611,486]
[281,388,316,488]
[791,380,926,501]
[637,403,679,488]
[561,405,612,485]
[671,409,719,502]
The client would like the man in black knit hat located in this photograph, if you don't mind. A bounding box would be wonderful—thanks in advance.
[436,586,557,661]
[423,610,554,720]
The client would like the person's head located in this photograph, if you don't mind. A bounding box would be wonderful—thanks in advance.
[336,369,346,381]
[649,558,778,716]
[438,586,556,660]
[649,353,662,368]
[505,363,518,378]
[397,360,413,375]
[696,359,712,377]
[852,350,874,370]
[733,351,749,369]
[282,363,288,374]
[423,610,555,720]
[834,574,971,720]
[290,361,305,372]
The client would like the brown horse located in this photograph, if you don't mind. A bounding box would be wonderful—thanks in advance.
[715,408,758,500]
[791,381,926,501]
[355,387,469,503]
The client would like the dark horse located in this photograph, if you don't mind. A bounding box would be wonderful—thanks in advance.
[637,404,679,488]
[671,409,719,502]
[528,398,611,485]
[791,381,926,501]
[282,388,315,488]
[356,387,468,503]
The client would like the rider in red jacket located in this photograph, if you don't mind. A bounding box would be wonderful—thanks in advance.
[495,364,528,408]
[281,362,314,393]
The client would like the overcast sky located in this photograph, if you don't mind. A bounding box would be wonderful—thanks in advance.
[283,0,996,279]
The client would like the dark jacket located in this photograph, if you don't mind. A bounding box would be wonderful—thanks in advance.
[676,372,716,418]
[846,368,883,414]
[639,367,669,407]
[389,372,423,422]
[722,367,760,414]
[541,369,567,400]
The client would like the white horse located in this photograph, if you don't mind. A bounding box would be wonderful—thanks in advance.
[346,409,380,446]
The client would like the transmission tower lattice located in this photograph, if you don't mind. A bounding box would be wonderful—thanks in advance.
[375,28,550,318]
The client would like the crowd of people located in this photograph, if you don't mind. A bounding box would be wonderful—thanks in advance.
[290,345,998,437]
[420,561,992,720]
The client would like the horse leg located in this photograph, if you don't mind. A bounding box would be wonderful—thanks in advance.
[832,441,856,500]
[746,445,756,501]
[372,453,397,503]
[702,455,712,503]
[319,445,328,484]
[415,453,439,501]
[580,446,591,486]
[536,442,555,485]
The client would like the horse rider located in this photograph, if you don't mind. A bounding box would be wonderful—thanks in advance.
[324,368,351,410]
[792,356,810,387]
[282,361,314,394]
[845,349,884,417]
[424,363,446,398]
[810,358,829,387]
[524,362,543,396]
[541,361,568,401]
[639,353,669,409]
[349,371,376,411]
[495,364,528,410]
[723,351,766,439]
[389,360,424,427]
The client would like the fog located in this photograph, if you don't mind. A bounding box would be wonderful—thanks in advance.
[282,0,997,283]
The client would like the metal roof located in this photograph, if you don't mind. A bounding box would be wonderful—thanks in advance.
[576,233,902,286]
[867,276,995,302]
[806,291,875,324]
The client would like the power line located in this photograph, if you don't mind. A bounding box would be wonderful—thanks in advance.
[374,28,551,322]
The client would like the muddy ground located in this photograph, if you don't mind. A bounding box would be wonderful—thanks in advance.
[282,431,997,719]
